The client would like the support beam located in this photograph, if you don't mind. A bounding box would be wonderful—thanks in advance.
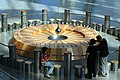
[21,10,27,28]
[42,9,47,24]
[1,13,8,32]
[64,9,70,24]
[85,12,91,27]
[104,15,110,33]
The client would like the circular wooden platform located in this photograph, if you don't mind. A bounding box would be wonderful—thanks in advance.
[9,24,98,61]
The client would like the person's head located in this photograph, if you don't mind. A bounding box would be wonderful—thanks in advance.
[96,35,102,42]
[89,38,96,45]
[42,47,48,52]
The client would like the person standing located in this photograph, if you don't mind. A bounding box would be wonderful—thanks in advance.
[41,47,54,78]
[96,35,109,77]
[86,39,99,79]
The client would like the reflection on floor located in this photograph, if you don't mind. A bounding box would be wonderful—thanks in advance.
[0,63,120,80]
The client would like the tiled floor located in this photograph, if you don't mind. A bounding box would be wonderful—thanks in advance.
[0,0,120,80]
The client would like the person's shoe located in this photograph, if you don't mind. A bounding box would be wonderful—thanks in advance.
[85,74,89,78]
[105,73,107,76]
[87,76,92,79]
[98,74,106,77]
[93,75,96,77]
[86,75,92,79]
[44,74,51,78]
[49,72,53,75]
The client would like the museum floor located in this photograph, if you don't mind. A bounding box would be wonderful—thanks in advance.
[0,64,120,80]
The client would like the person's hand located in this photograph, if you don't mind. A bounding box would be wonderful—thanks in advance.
[96,42,100,45]
[86,53,89,58]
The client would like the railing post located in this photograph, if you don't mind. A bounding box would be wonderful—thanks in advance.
[34,49,40,74]
[34,19,40,26]
[8,23,13,31]
[97,24,103,32]
[85,11,91,27]
[14,22,21,29]
[64,9,70,24]
[104,15,110,33]
[114,28,120,37]
[57,19,62,24]
[64,51,71,78]
[1,13,8,32]
[109,26,115,35]
[78,20,84,26]
[92,22,97,30]
[119,30,120,39]
[8,44,16,67]
[118,46,120,68]
[42,9,47,24]
[21,10,27,28]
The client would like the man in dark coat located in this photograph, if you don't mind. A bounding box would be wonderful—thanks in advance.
[96,35,109,77]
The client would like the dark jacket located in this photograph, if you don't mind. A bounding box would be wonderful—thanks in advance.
[98,38,109,57]
[86,44,99,57]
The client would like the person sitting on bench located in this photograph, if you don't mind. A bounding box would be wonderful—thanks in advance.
[41,47,54,78]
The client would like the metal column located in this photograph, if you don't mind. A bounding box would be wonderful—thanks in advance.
[64,9,70,24]
[42,9,47,24]
[104,15,110,33]
[64,51,71,78]
[8,44,16,67]
[21,10,27,28]
[34,49,40,74]
[1,13,8,32]
[118,46,120,68]
[85,12,91,27]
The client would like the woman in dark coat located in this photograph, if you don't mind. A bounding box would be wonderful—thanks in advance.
[86,39,99,79]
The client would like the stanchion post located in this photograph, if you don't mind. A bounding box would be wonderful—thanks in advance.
[64,51,71,78]
[8,44,16,67]
[92,22,97,30]
[104,15,110,33]
[109,26,115,35]
[42,9,47,24]
[85,12,91,27]
[118,29,120,37]
[64,9,70,24]
[1,13,8,32]
[8,23,13,31]
[34,49,40,74]
[39,50,42,71]
[21,10,27,28]
[97,24,103,32]
[118,30,120,40]
[118,46,120,68]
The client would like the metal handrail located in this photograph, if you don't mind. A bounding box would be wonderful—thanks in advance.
[0,42,8,47]
[0,69,17,80]
[109,49,119,54]
[50,49,119,58]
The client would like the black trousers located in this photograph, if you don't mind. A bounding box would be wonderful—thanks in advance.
[87,55,98,78]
